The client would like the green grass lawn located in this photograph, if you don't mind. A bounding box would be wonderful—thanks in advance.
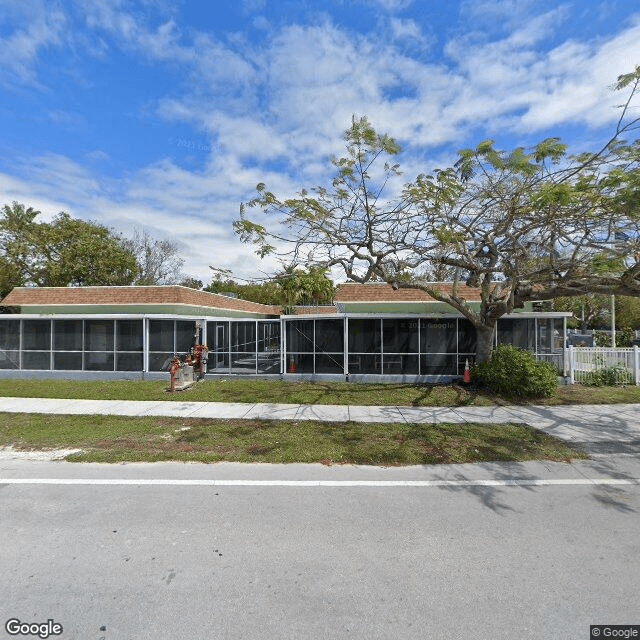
[0,412,588,465]
[0,377,639,405]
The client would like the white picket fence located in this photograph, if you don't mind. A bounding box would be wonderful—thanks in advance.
[567,346,640,385]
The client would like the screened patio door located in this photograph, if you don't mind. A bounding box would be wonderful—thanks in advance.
[216,325,226,368]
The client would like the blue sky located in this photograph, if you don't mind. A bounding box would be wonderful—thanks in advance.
[1,0,639,284]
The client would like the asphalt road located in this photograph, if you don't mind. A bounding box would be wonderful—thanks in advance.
[1,456,639,640]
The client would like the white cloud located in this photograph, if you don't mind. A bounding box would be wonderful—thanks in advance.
[19,154,101,204]
[0,158,280,282]
[3,1,640,285]
[389,17,422,41]
[439,10,640,136]
[80,2,258,91]
[190,33,258,99]
[84,149,110,163]
[0,9,67,88]
[370,0,413,11]
[242,0,266,14]
[78,3,640,167]
[0,172,71,222]
[260,23,417,141]
[252,15,270,31]
[460,0,536,27]
[48,109,89,131]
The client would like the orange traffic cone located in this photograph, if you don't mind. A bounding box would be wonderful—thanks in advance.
[463,359,471,383]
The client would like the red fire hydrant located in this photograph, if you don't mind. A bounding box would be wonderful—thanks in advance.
[170,356,181,392]
[193,344,202,373]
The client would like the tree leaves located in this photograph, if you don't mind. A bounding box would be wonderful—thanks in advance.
[615,65,640,90]
[0,202,138,297]
[533,137,567,164]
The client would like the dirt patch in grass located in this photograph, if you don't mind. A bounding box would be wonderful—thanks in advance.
[0,412,587,465]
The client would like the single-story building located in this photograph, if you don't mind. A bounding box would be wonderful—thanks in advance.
[0,283,569,381]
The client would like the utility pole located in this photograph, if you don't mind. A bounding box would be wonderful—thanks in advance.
[611,294,616,348]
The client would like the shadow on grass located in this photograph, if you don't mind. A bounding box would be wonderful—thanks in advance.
[4,376,640,408]
[408,382,493,407]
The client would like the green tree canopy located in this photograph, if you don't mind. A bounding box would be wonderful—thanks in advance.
[0,202,138,298]
[205,266,335,306]
[554,294,640,330]
[274,265,336,306]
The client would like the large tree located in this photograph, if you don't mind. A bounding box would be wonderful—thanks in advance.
[236,67,640,362]
[120,228,185,286]
[0,202,138,297]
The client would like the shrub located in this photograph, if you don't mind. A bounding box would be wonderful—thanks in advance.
[593,328,635,347]
[472,344,558,399]
[581,363,633,386]
[593,331,610,347]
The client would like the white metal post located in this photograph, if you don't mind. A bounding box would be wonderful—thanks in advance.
[281,318,286,375]
[19,319,23,370]
[50,320,54,371]
[343,316,349,377]
[201,319,207,376]
[569,345,575,385]
[143,317,149,374]
[563,316,568,377]
[81,319,86,372]
[611,295,616,348]
[635,345,639,385]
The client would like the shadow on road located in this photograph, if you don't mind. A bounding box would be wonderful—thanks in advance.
[424,450,640,515]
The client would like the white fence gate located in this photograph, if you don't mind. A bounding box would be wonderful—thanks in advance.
[568,346,640,385]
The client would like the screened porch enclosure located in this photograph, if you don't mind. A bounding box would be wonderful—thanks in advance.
[0,318,145,372]
[496,317,565,372]
[148,319,198,371]
[0,314,566,378]
[285,317,479,376]
[286,319,344,374]
[206,320,281,374]
[283,315,566,377]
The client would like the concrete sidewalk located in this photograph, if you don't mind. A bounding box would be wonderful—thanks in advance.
[1,396,640,450]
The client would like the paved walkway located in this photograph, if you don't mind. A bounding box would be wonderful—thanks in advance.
[1,396,640,452]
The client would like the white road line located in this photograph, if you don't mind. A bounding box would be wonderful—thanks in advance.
[0,478,639,487]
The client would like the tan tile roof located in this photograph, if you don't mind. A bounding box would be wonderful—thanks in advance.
[288,305,337,315]
[334,282,482,302]
[1,286,280,315]
[1,282,482,314]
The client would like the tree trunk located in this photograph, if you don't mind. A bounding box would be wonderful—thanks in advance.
[475,323,496,364]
